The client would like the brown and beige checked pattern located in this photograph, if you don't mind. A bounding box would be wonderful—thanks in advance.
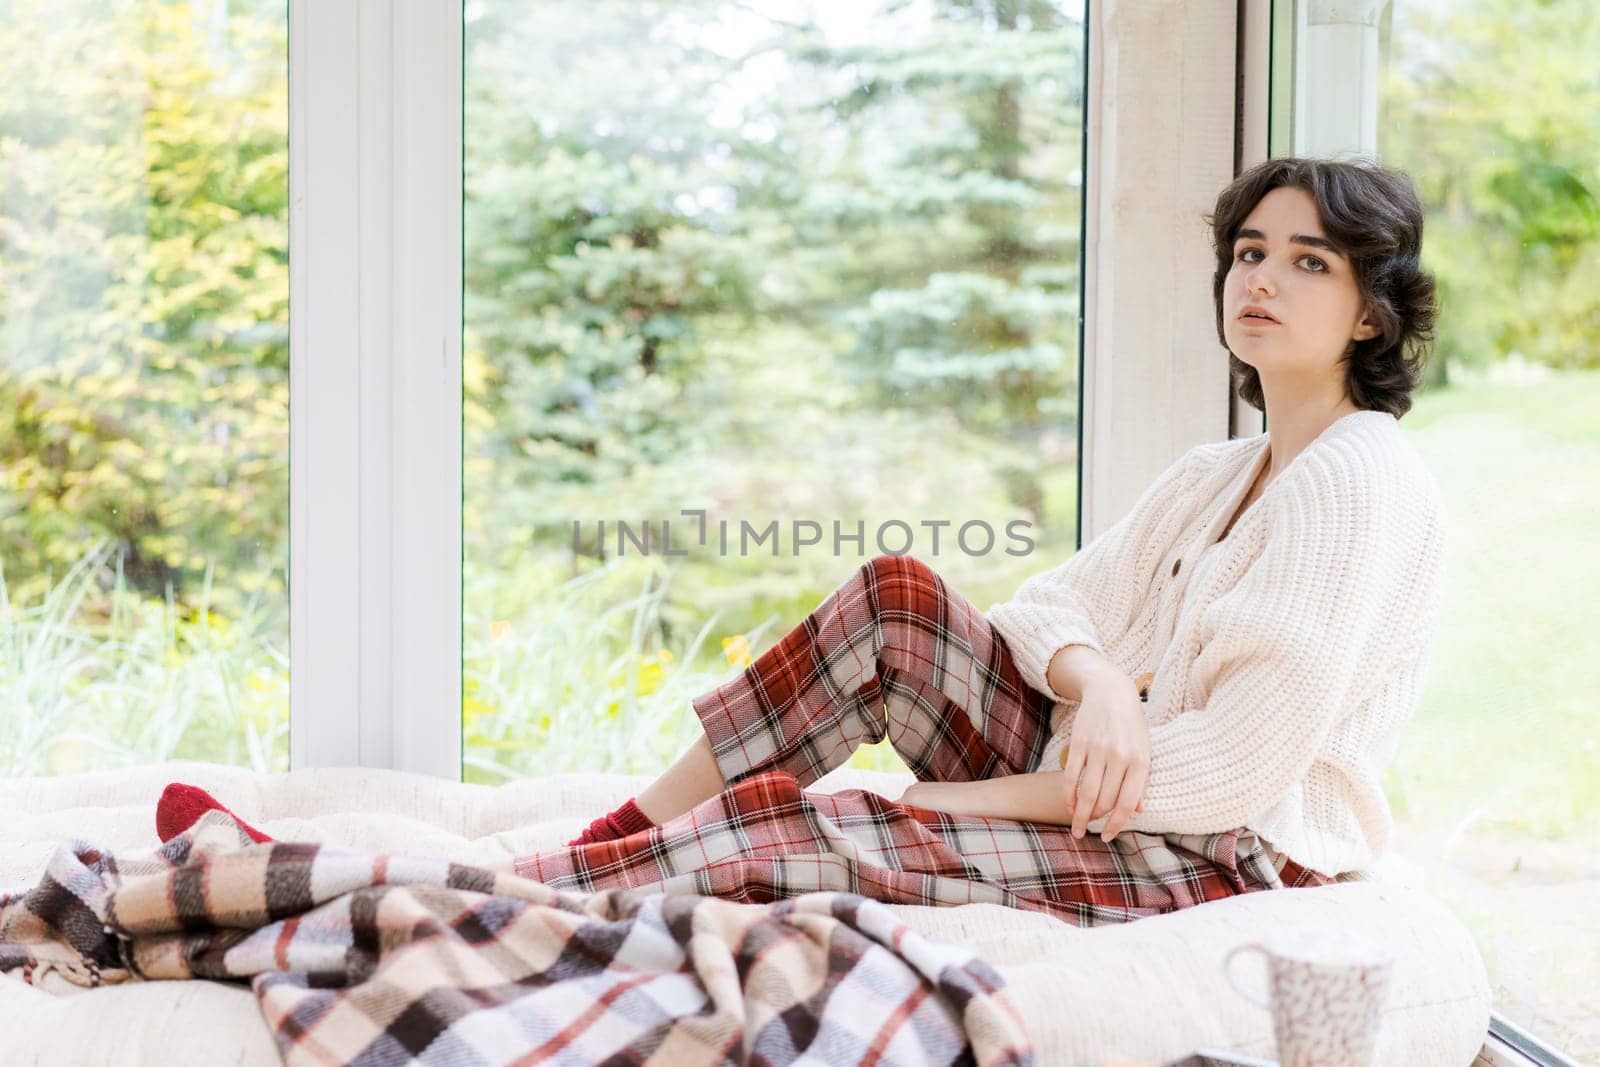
[0,812,1035,1066]
[520,554,1331,922]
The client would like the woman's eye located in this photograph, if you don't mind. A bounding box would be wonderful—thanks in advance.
[1234,248,1327,272]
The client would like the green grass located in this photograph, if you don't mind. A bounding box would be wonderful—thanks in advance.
[1391,367,1600,845]
[0,541,288,777]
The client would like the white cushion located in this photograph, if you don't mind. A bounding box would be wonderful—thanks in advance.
[0,761,1491,1066]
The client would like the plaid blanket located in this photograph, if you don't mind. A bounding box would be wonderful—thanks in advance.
[0,810,1033,1066]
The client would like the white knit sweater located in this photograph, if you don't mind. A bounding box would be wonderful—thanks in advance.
[985,410,1448,878]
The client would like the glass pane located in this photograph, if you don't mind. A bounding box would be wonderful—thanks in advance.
[1296,2,1599,1058]
[463,1,1087,781]
[0,1,290,776]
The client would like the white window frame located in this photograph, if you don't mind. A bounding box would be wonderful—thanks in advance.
[1293,0,1387,159]
[288,0,461,778]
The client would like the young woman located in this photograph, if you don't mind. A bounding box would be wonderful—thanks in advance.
[156,156,1447,927]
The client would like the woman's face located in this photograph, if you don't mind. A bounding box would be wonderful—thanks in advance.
[1222,186,1377,382]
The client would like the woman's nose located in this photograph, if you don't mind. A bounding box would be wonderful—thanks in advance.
[1243,261,1276,295]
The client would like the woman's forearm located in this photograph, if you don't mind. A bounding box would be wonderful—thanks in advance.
[900,772,1074,825]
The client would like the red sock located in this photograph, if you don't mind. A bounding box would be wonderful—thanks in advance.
[156,783,275,844]
[566,797,656,847]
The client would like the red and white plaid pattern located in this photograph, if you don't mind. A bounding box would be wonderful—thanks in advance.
[517,554,1333,922]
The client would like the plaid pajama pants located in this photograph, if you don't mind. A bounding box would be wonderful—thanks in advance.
[518,554,1335,925]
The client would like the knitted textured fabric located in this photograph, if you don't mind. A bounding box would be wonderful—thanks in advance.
[985,410,1448,879]
[567,797,656,847]
[156,782,276,844]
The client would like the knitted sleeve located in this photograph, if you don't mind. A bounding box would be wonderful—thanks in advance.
[985,443,1206,699]
[1109,442,1446,837]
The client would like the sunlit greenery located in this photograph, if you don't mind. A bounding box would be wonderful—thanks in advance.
[0,0,288,622]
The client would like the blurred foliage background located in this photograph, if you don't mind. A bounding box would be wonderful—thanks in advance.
[1,0,288,621]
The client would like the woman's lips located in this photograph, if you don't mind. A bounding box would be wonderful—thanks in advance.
[1239,315,1279,326]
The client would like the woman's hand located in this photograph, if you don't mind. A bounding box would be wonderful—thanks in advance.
[1061,670,1151,842]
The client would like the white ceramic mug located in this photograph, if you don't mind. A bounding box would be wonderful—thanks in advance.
[1223,923,1396,1067]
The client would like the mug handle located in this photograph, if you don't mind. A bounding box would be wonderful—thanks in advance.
[1223,942,1273,1011]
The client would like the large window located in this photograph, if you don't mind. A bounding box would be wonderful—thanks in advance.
[461,1,1088,783]
[1286,1,1599,1058]
[0,1,290,777]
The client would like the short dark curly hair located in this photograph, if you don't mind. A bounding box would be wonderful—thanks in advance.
[1203,156,1439,419]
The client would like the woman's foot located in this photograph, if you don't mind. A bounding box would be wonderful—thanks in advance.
[566,797,656,846]
[156,783,275,844]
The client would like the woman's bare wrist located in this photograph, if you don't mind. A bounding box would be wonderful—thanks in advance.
[1080,665,1135,701]
[1045,644,1128,702]
[901,779,980,817]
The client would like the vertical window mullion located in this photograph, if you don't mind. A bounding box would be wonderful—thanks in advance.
[289,0,461,778]
[1080,2,1240,539]
[289,0,362,771]
[390,0,463,780]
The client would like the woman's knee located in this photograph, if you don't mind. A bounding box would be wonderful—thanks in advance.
[861,553,944,630]
[864,552,937,592]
